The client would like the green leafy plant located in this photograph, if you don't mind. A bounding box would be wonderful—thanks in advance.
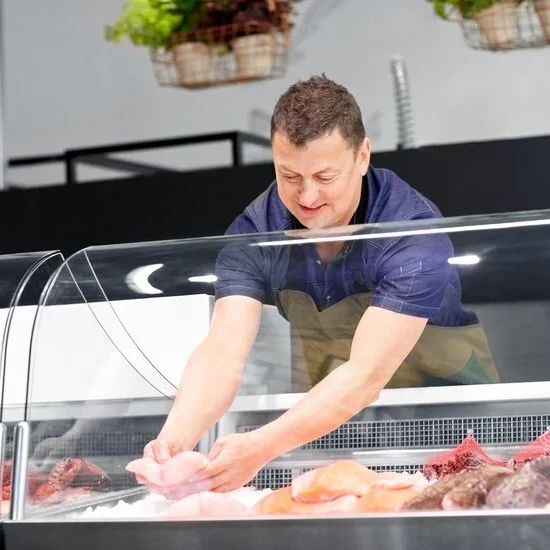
[106,0,297,50]
[428,0,522,20]
[105,0,214,49]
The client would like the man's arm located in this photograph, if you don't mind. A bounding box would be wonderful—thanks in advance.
[157,295,263,454]
[253,306,427,460]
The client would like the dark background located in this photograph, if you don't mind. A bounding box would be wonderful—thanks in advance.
[1,133,549,257]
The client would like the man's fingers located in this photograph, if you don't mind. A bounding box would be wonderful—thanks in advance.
[187,457,226,483]
[153,441,172,464]
[207,440,224,461]
[207,470,237,492]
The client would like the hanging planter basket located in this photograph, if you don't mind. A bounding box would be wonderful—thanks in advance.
[150,21,291,89]
[455,0,550,51]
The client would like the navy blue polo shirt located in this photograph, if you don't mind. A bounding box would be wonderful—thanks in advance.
[214,166,477,327]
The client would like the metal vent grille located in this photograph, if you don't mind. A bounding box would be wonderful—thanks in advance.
[240,414,550,450]
[27,431,159,458]
[253,468,295,490]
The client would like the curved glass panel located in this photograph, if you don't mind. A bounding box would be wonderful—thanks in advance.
[17,209,550,521]
[0,250,63,518]
[0,252,64,423]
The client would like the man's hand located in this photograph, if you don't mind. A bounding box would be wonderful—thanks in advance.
[188,432,270,492]
[143,439,177,464]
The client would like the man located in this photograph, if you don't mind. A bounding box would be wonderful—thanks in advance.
[143,75,498,494]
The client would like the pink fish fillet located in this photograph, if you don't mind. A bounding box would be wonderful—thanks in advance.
[148,479,215,501]
[126,457,163,486]
[163,491,247,519]
[160,452,210,486]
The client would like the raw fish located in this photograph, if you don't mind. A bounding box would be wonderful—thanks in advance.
[486,456,550,509]
[126,457,163,486]
[253,486,359,515]
[356,485,423,512]
[159,452,209,486]
[163,492,247,518]
[291,461,378,503]
[126,451,211,499]
[163,487,273,519]
[440,466,512,510]
[402,472,472,510]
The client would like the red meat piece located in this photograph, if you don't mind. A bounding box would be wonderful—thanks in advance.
[508,428,550,470]
[423,431,506,481]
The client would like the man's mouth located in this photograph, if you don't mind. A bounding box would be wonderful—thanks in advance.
[299,204,325,215]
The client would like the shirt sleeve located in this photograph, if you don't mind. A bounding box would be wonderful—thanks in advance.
[213,212,268,303]
[369,226,455,319]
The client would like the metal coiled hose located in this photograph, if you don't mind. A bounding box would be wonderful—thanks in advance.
[390,56,416,150]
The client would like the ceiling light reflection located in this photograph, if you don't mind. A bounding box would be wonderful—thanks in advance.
[188,274,218,283]
[448,254,480,266]
[125,263,164,295]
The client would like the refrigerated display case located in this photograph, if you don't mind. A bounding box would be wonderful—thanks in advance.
[0,250,65,522]
[5,210,550,549]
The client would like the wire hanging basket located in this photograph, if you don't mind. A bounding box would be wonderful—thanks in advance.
[455,0,550,51]
[150,20,291,89]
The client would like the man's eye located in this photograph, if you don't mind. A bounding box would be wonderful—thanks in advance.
[284,175,299,182]
[318,176,335,183]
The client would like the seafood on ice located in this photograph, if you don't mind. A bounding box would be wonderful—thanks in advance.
[1,457,110,511]
[73,427,550,519]
[485,456,550,509]
[253,461,428,516]
[402,465,513,511]
[126,451,213,500]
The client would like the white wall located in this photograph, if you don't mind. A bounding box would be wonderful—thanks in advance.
[3,0,550,188]
[0,295,292,419]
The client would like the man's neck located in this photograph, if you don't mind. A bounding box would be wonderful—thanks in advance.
[314,179,365,263]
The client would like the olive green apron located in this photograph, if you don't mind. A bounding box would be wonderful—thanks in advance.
[276,289,500,390]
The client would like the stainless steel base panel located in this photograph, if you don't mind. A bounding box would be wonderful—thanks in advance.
[4,511,550,550]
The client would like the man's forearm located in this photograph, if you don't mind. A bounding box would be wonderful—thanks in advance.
[254,360,380,460]
[159,342,243,451]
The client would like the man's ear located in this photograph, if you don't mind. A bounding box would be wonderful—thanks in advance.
[358,138,371,176]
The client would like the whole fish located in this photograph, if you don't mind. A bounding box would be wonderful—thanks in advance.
[441,466,512,511]
[486,456,550,509]
[401,472,468,511]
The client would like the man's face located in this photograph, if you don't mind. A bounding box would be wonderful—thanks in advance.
[272,129,371,229]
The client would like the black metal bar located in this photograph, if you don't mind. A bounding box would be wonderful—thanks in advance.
[65,131,242,158]
[231,134,242,167]
[5,131,274,185]
[7,132,270,169]
[65,154,76,186]
[8,153,65,167]
[76,155,176,176]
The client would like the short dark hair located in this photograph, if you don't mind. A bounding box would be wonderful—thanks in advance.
[270,74,366,152]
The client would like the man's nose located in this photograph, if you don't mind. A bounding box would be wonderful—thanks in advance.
[299,181,320,206]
